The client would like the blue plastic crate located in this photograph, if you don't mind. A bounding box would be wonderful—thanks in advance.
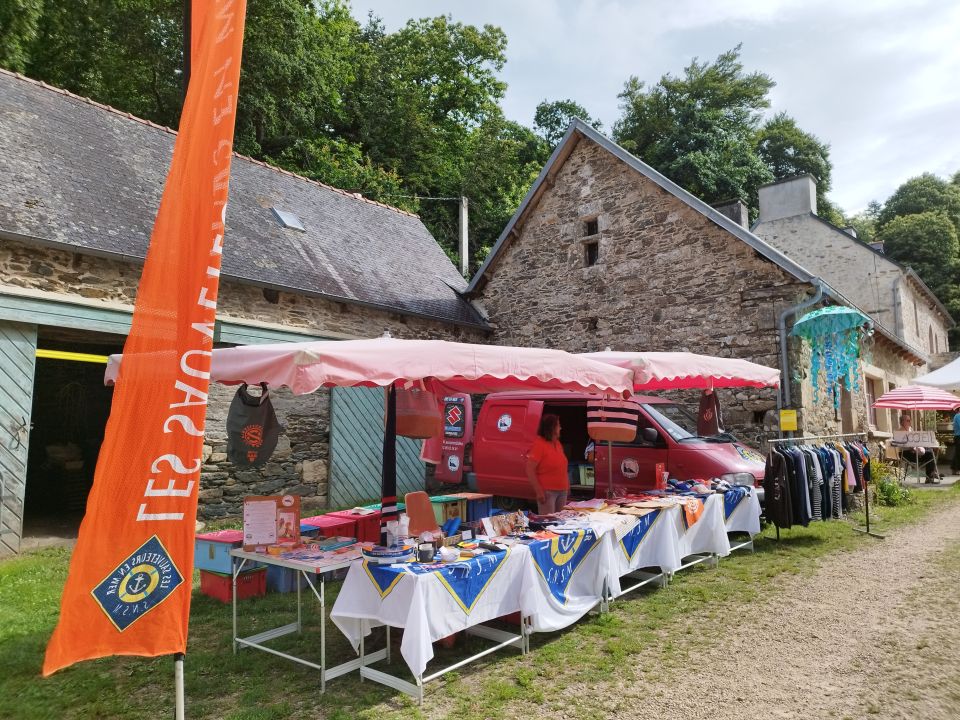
[266,564,309,593]
[464,497,493,522]
[300,522,321,538]
[195,530,244,575]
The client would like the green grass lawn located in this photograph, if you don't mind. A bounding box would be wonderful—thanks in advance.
[2,485,957,720]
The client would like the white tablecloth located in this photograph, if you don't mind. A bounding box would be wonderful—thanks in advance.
[674,494,731,559]
[519,527,612,633]
[724,487,762,536]
[588,508,682,598]
[331,546,533,679]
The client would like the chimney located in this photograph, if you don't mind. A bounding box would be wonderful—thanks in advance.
[757,174,818,223]
[711,199,749,229]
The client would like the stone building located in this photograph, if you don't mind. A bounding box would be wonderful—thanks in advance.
[468,120,931,447]
[0,70,488,554]
[753,175,955,437]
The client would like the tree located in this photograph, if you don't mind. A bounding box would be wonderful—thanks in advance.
[533,99,600,147]
[0,0,43,72]
[613,46,776,207]
[844,200,882,243]
[755,112,832,210]
[876,173,960,234]
[879,211,959,297]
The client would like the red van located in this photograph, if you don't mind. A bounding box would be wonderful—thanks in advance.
[466,391,764,502]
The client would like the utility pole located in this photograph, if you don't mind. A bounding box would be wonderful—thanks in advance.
[459,196,469,277]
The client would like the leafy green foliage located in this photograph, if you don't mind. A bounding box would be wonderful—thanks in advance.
[0,0,43,72]
[880,211,960,281]
[877,173,960,234]
[845,200,882,243]
[755,111,833,211]
[872,458,913,506]
[613,46,775,207]
[533,99,601,147]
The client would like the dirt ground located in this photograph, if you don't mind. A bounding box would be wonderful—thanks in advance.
[558,500,960,720]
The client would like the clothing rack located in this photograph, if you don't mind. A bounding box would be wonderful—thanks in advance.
[769,432,866,444]
[767,432,882,539]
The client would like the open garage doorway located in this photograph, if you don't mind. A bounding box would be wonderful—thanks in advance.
[21,328,123,551]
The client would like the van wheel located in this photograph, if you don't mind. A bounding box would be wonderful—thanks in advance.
[494,496,527,512]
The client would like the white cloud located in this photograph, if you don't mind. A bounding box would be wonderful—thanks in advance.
[350,0,960,213]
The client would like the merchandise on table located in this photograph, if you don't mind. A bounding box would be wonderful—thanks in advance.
[200,566,266,603]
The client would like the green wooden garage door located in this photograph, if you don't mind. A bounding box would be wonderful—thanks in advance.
[0,321,36,556]
[329,386,426,508]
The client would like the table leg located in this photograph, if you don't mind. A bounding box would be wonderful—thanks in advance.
[386,625,391,663]
[297,572,303,633]
[360,632,364,682]
[320,573,325,694]
[232,557,247,655]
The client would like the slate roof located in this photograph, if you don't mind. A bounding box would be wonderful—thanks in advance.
[0,69,486,329]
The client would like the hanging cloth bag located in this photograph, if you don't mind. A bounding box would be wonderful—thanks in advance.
[587,398,640,443]
[390,383,443,439]
[226,383,282,467]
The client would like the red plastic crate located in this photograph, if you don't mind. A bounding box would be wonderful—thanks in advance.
[199,567,266,603]
[300,514,358,539]
[325,510,381,542]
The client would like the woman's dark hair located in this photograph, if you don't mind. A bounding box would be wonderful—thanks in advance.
[538,413,560,440]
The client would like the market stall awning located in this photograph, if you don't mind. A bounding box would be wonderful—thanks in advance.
[579,351,780,391]
[871,384,960,411]
[913,356,960,391]
[105,337,634,397]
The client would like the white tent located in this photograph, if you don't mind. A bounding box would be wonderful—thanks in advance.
[913,356,960,391]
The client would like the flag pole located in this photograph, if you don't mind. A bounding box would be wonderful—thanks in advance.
[174,652,185,719]
[175,5,190,719]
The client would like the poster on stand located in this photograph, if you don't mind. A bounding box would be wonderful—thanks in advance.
[243,495,301,551]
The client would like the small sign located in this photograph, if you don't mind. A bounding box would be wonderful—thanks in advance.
[497,413,513,432]
[243,495,301,551]
[779,409,798,432]
[891,430,938,449]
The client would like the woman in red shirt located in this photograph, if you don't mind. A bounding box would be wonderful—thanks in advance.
[526,413,570,514]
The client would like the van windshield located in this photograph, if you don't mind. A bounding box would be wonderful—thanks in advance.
[641,403,733,443]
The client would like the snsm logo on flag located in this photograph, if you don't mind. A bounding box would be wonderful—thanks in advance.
[91,536,184,632]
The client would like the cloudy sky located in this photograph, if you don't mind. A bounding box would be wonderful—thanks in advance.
[350,0,960,215]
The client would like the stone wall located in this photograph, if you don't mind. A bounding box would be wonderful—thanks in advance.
[1,239,486,518]
[753,213,951,354]
[473,137,814,441]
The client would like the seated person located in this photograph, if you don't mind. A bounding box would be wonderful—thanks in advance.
[898,414,941,483]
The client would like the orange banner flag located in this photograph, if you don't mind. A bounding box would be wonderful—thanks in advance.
[43,0,247,675]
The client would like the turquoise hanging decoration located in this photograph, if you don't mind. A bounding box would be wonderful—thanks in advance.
[790,306,871,410]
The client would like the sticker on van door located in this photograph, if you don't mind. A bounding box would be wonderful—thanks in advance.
[497,414,513,432]
[620,458,640,479]
[447,455,460,472]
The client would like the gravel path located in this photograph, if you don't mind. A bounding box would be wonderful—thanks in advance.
[570,501,960,719]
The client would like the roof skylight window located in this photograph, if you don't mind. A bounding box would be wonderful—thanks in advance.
[271,207,306,232]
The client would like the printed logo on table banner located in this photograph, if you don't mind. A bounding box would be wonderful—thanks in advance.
[363,552,510,613]
[91,536,184,632]
[497,414,512,432]
[734,444,764,464]
[42,0,248,676]
[362,561,408,599]
[723,486,749,519]
[618,510,660,561]
[620,458,640,479]
[529,531,600,604]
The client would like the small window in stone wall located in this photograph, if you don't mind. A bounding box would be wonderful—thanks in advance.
[263,288,280,304]
[584,240,599,267]
[584,218,599,237]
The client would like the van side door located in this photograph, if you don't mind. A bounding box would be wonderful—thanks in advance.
[473,400,544,499]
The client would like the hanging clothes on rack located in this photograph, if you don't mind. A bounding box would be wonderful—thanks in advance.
[764,433,868,530]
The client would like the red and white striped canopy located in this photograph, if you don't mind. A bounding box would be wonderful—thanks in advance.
[871,384,960,411]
